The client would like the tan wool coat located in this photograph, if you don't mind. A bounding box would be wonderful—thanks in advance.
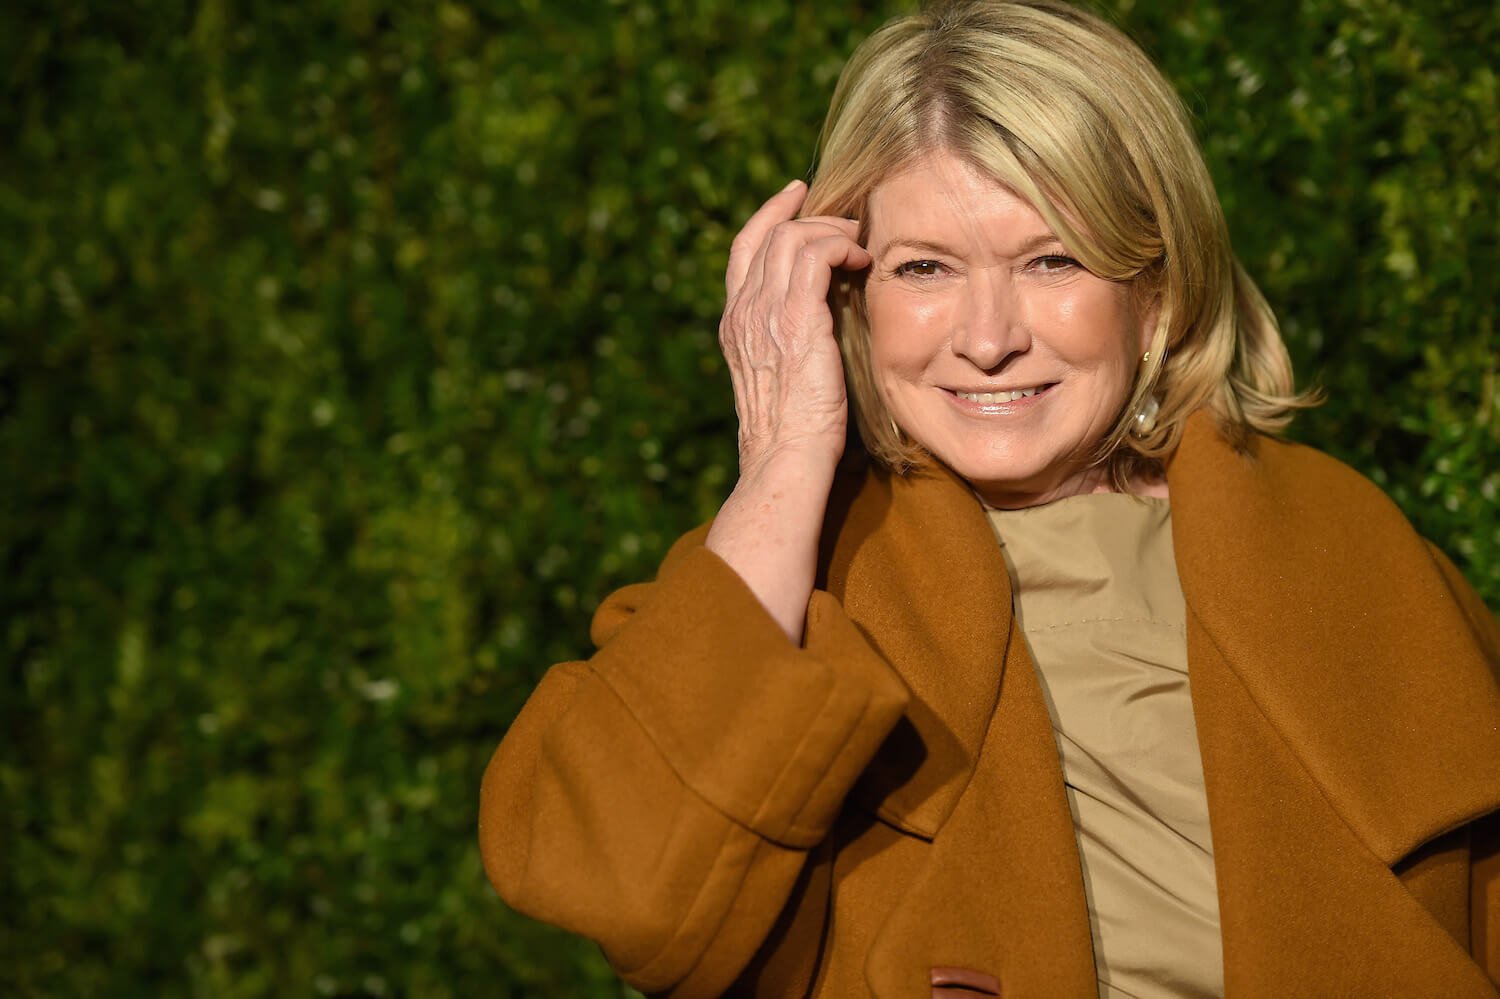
[480,413,1500,998]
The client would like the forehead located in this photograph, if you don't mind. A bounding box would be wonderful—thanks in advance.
[865,150,1055,245]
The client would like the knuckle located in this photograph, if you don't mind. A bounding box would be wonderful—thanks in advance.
[768,220,802,245]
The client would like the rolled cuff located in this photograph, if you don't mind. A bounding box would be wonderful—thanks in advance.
[589,544,910,847]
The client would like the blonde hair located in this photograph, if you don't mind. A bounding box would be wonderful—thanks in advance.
[802,0,1317,478]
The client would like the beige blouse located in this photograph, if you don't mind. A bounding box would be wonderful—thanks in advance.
[987,494,1224,999]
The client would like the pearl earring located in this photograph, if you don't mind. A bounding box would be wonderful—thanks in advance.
[1131,394,1160,437]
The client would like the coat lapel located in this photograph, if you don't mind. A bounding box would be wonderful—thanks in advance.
[1170,412,1500,996]
[861,615,1098,998]
[822,459,1014,839]
[822,459,1098,996]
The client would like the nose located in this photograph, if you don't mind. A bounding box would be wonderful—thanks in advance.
[950,274,1029,370]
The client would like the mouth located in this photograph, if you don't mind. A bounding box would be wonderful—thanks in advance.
[950,383,1055,404]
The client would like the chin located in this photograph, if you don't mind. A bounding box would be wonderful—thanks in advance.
[932,446,1092,506]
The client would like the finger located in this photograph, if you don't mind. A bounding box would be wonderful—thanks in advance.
[725,180,809,296]
[791,215,861,240]
[754,221,870,308]
[787,234,873,310]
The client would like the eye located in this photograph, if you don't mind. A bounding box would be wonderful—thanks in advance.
[895,259,946,278]
[1031,254,1081,274]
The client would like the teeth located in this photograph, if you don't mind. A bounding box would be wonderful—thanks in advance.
[956,387,1042,403]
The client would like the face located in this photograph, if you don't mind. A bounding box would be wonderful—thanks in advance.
[862,149,1153,508]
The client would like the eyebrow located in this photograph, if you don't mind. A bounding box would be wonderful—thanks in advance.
[873,231,1066,260]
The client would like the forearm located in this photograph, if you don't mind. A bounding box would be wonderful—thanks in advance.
[708,179,868,646]
[706,449,839,644]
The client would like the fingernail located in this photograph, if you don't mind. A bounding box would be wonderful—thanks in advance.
[782,179,804,192]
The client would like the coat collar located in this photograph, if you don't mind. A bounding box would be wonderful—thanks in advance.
[1168,413,1500,865]
[822,410,1500,855]
[820,410,1500,996]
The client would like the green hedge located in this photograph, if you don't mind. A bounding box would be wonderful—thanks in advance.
[1,0,1494,994]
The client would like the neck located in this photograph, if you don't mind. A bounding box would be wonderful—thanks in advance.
[970,465,1169,510]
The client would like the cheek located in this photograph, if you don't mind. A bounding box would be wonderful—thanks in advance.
[1049,289,1138,368]
[1048,296,1079,325]
[867,289,949,373]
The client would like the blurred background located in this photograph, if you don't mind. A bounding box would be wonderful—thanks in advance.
[2,0,1495,995]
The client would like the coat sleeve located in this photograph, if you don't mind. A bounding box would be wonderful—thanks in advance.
[478,532,910,998]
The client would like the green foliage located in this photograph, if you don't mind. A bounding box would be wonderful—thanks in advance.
[1120,0,1498,579]
[0,0,1493,995]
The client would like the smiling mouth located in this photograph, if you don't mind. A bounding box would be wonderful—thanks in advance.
[952,384,1054,404]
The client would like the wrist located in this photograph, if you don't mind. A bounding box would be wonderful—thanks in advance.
[737,438,843,492]
[706,449,837,645]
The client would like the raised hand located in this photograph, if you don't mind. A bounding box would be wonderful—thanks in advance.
[719,180,872,480]
[706,181,872,644]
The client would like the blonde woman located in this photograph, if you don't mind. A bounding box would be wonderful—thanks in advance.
[480,1,1500,995]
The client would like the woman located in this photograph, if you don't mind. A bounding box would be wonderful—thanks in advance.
[480,1,1500,995]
